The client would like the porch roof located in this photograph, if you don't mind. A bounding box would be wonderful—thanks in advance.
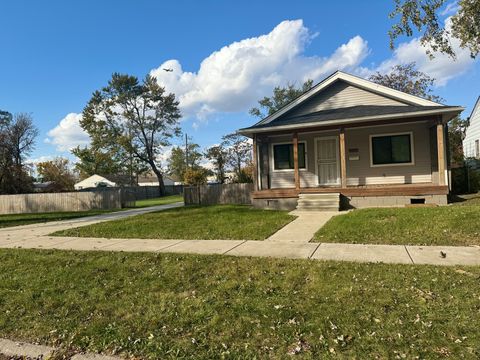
[239,105,463,135]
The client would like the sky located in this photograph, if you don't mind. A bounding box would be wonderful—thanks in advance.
[0,0,478,166]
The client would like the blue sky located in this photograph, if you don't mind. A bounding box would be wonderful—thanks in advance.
[0,0,478,164]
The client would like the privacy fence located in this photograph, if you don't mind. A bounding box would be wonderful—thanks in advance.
[0,189,124,214]
[184,183,253,206]
[0,185,184,215]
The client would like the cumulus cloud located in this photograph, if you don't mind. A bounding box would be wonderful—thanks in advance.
[150,20,369,119]
[376,18,476,86]
[45,113,89,151]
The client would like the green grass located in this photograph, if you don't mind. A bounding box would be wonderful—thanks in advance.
[133,194,183,208]
[0,210,117,229]
[53,205,295,240]
[1,249,479,359]
[314,205,480,246]
[451,192,480,206]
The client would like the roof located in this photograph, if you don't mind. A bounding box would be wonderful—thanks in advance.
[239,70,464,135]
[468,96,480,120]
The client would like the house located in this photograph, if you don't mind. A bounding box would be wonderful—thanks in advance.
[239,71,464,210]
[74,174,116,190]
[137,172,175,186]
[462,96,480,160]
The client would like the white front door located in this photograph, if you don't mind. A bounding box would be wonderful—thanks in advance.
[316,136,340,185]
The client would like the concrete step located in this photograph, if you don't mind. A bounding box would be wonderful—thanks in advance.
[296,193,340,212]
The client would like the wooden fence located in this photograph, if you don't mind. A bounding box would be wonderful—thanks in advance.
[184,183,253,205]
[0,189,123,214]
[121,185,184,201]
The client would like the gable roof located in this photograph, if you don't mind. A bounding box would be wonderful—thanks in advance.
[468,96,480,120]
[239,71,463,135]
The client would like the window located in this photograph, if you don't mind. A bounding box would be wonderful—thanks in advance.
[273,143,306,170]
[475,140,479,158]
[371,133,413,166]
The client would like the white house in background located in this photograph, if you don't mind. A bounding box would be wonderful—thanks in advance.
[137,172,175,186]
[463,96,480,159]
[74,174,116,190]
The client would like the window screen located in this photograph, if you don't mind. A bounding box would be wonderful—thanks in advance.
[371,134,412,165]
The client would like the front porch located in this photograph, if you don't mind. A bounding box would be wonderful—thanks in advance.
[251,117,449,209]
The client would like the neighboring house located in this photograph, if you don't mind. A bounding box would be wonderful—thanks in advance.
[239,71,463,210]
[462,96,480,160]
[74,174,116,190]
[137,172,175,186]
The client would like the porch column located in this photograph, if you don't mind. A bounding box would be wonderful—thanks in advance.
[437,121,446,186]
[252,134,259,191]
[293,132,300,190]
[339,128,347,188]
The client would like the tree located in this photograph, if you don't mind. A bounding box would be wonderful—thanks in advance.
[204,145,228,183]
[183,168,208,185]
[389,0,480,59]
[80,73,181,195]
[0,112,37,194]
[37,157,76,192]
[167,139,203,181]
[249,80,314,119]
[369,62,444,102]
[448,115,469,166]
[221,133,252,177]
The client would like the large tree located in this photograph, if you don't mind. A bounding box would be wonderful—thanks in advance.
[37,157,76,192]
[0,112,37,194]
[369,62,444,102]
[389,0,480,59]
[167,139,203,182]
[249,80,314,119]
[221,133,252,177]
[80,73,181,195]
[448,115,469,166]
[204,144,228,183]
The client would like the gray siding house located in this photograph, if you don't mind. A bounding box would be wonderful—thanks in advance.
[239,71,464,210]
[463,96,480,159]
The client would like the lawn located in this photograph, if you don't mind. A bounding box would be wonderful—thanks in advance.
[133,194,183,208]
[314,205,480,246]
[0,210,117,229]
[0,249,479,359]
[53,205,295,240]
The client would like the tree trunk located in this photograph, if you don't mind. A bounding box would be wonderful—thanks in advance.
[150,163,166,196]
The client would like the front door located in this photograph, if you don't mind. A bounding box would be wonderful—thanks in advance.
[316,136,340,185]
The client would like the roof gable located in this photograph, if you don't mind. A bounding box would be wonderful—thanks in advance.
[255,71,444,127]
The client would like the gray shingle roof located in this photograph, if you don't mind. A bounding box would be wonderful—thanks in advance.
[243,105,456,130]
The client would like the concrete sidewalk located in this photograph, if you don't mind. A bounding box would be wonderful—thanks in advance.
[1,234,479,266]
[267,211,339,242]
[0,202,479,266]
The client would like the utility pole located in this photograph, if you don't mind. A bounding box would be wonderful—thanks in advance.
[185,133,189,171]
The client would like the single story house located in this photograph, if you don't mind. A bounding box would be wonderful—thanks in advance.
[74,174,116,190]
[137,172,175,186]
[463,96,480,159]
[239,71,463,211]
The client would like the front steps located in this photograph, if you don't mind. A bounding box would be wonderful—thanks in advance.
[296,193,340,211]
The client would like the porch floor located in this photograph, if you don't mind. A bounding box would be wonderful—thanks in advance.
[252,183,449,199]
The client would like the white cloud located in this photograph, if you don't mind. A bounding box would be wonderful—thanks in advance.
[376,18,476,86]
[150,20,369,119]
[440,1,459,16]
[45,113,89,151]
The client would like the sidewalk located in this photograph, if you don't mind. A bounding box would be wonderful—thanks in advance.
[0,203,479,266]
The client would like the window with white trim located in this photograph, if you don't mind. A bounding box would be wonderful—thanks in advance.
[371,133,413,166]
[273,143,306,170]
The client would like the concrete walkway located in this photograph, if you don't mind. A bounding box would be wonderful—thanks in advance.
[267,211,339,242]
[0,203,479,266]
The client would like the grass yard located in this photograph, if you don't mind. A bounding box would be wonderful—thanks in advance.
[133,194,183,208]
[53,205,295,240]
[1,249,479,359]
[0,210,117,229]
[314,205,480,246]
